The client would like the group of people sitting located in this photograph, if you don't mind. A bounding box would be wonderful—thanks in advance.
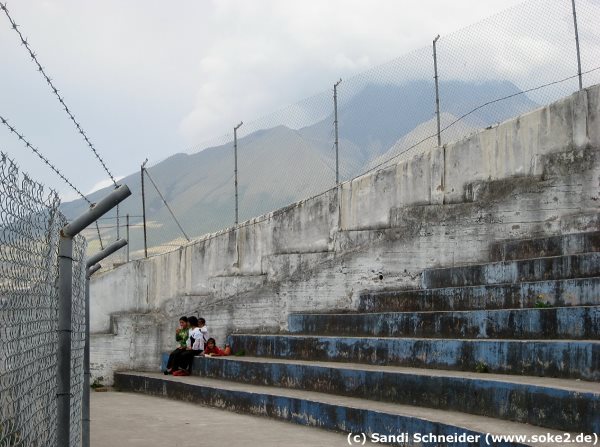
[164,315,231,376]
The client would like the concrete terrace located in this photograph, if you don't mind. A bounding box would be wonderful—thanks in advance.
[95,85,600,445]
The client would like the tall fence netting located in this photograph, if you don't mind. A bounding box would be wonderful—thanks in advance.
[0,153,86,447]
[71,0,600,264]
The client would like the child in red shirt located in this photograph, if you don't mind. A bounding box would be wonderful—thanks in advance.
[203,338,229,356]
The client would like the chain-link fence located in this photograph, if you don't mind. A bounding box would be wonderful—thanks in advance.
[70,0,600,264]
[69,237,86,447]
[0,152,86,447]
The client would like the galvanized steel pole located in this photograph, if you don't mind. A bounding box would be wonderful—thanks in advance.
[234,122,243,225]
[82,263,101,447]
[57,236,73,447]
[433,35,441,147]
[57,185,131,447]
[334,79,342,185]
[126,214,130,262]
[62,187,132,238]
[141,159,148,258]
[571,0,583,90]
[82,239,127,447]
[86,239,128,269]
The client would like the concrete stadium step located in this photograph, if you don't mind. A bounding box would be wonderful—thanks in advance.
[358,277,600,313]
[490,231,600,262]
[227,334,600,381]
[288,306,600,340]
[421,252,600,289]
[183,355,600,433]
[114,371,593,447]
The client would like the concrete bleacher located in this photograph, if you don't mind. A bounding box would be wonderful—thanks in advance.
[115,229,600,445]
[90,82,600,446]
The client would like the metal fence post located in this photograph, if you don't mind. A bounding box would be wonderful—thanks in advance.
[82,263,100,447]
[571,0,583,90]
[57,185,131,447]
[126,214,130,262]
[141,159,148,258]
[82,239,126,447]
[234,122,243,225]
[57,236,74,447]
[334,79,342,185]
[433,35,442,147]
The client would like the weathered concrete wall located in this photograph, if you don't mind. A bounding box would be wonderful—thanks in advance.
[91,313,163,383]
[90,85,600,383]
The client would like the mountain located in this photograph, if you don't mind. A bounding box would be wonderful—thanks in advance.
[365,112,483,171]
[62,125,360,255]
[299,79,537,164]
[61,79,538,258]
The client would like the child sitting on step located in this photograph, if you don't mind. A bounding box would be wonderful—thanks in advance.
[202,338,229,357]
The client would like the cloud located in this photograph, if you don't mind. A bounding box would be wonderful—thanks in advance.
[5,0,593,199]
[176,0,538,145]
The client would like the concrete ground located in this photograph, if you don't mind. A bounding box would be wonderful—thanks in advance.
[91,390,368,447]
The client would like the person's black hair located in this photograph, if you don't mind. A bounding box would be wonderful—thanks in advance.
[188,316,199,327]
[198,317,206,325]
[206,338,216,344]
[179,316,188,322]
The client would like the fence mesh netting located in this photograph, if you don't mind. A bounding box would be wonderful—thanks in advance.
[0,153,86,447]
[66,0,600,263]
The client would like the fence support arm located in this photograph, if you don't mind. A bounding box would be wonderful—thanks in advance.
[57,185,131,447]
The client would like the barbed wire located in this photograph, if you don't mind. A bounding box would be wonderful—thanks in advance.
[0,2,118,188]
[13,0,593,261]
[0,114,90,204]
[0,114,105,247]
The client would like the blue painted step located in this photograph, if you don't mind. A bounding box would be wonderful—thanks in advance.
[116,371,577,447]
[288,306,600,339]
[228,334,600,381]
[180,355,599,433]
[422,252,600,289]
[359,277,600,313]
[490,231,600,262]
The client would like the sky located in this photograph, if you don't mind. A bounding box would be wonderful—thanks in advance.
[0,0,567,201]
